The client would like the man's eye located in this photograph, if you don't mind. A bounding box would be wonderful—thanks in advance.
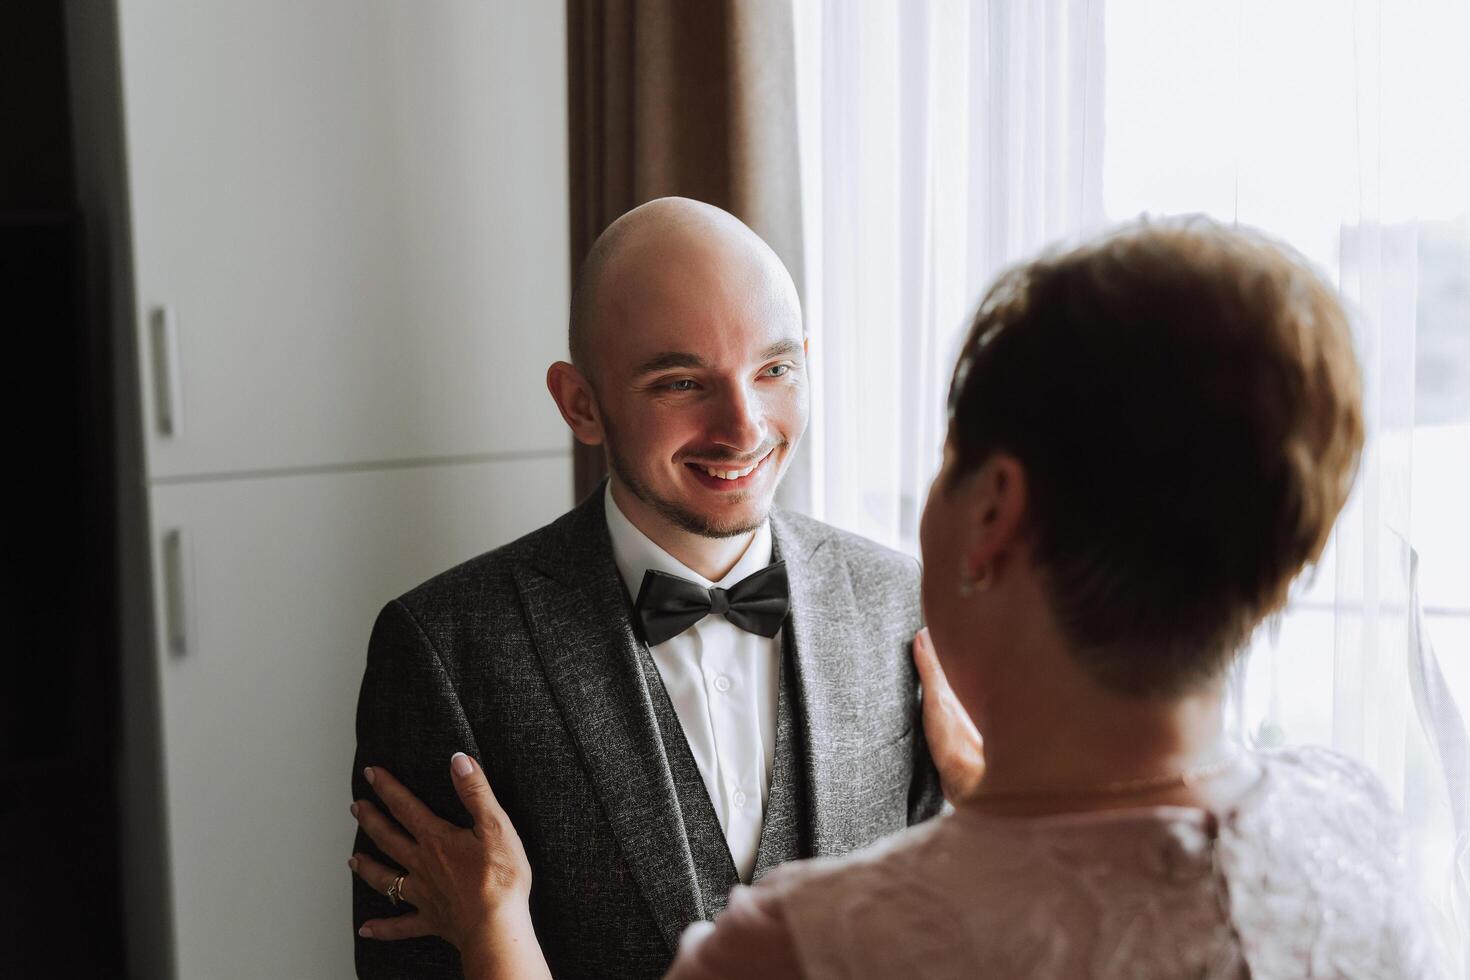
[766,364,791,378]
[666,379,697,392]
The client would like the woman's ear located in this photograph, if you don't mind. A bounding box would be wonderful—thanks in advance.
[961,454,1028,581]
[546,361,605,446]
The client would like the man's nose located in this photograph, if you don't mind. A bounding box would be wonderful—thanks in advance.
[709,384,766,453]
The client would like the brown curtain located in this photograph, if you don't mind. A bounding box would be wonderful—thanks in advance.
[566,0,804,501]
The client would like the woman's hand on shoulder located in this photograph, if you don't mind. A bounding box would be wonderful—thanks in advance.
[351,753,550,979]
[914,627,986,804]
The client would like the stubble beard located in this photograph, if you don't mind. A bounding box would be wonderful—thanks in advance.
[602,418,780,539]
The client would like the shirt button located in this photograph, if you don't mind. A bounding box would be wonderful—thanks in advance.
[733,790,747,808]
[713,674,732,693]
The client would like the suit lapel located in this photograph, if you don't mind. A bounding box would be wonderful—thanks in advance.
[771,510,869,857]
[751,636,809,878]
[637,644,741,910]
[511,491,704,952]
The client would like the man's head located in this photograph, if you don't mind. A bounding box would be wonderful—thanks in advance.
[548,198,808,539]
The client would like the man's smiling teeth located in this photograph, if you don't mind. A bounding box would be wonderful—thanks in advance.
[700,462,758,480]
[692,450,769,481]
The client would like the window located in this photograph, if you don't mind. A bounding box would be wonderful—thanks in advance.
[795,0,1469,965]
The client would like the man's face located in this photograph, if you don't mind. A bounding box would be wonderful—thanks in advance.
[591,239,808,538]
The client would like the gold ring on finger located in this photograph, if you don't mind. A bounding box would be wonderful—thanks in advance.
[387,872,407,907]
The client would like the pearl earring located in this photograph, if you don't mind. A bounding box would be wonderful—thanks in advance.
[958,562,992,597]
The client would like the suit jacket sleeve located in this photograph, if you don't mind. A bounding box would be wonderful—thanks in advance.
[351,599,480,979]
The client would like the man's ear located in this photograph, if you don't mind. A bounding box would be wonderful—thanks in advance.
[545,361,605,447]
[961,454,1028,582]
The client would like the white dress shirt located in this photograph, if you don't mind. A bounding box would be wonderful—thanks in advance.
[604,483,780,883]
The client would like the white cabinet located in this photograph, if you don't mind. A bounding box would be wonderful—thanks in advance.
[117,0,571,478]
[149,456,570,980]
[79,1,576,976]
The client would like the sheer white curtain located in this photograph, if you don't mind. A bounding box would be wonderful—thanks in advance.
[791,0,1470,971]
[787,0,1104,551]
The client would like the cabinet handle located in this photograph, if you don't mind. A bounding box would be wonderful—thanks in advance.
[150,305,183,437]
[162,527,194,656]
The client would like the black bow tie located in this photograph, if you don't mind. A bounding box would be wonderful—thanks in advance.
[633,562,791,646]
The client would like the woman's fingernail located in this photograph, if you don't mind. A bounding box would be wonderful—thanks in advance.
[350,802,359,818]
[348,856,359,872]
[451,752,472,777]
[359,925,374,939]
[363,766,375,785]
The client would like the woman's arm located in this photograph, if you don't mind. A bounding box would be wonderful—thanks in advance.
[350,752,552,980]
[456,905,552,980]
[664,882,805,980]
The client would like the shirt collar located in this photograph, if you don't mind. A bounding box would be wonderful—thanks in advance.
[604,481,774,602]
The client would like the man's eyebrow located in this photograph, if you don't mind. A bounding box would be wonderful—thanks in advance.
[759,339,804,361]
[633,340,804,377]
[634,351,706,375]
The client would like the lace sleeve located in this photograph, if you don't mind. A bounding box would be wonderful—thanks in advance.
[1223,746,1448,979]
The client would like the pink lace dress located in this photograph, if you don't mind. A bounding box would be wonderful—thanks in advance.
[667,747,1441,979]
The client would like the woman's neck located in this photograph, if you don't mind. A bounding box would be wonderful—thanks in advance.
[960,634,1240,815]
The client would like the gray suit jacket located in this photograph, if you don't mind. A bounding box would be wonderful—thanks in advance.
[351,486,942,979]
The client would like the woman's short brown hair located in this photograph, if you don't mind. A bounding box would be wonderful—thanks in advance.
[947,217,1364,697]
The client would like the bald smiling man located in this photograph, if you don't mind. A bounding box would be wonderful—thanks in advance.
[349,200,947,979]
